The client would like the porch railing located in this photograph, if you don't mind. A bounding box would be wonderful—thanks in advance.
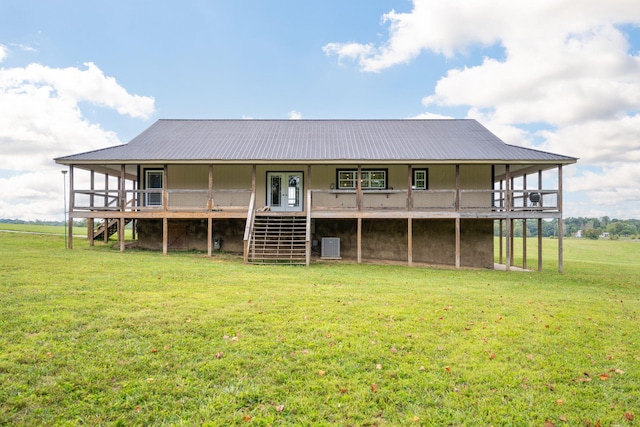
[71,188,559,213]
[71,189,253,212]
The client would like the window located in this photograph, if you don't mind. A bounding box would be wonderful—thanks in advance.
[337,169,387,190]
[145,169,163,206]
[412,169,428,190]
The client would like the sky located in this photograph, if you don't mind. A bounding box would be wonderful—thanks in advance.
[1,0,639,220]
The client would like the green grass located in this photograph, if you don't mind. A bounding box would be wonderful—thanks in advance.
[1,229,639,426]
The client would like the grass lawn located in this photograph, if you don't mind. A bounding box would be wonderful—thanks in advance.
[1,227,639,426]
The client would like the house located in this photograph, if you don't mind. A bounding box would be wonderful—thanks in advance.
[54,119,577,271]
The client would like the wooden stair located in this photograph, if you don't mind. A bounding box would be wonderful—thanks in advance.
[248,214,307,265]
[93,218,132,242]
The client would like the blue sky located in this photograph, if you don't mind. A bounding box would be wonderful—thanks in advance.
[1,0,640,220]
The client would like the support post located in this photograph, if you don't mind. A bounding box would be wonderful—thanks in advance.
[162,218,168,255]
[119,217,125,252]
[407,165,413,211]
[68,165,74,249]
[407,218,413,267]
[455,164,460,211]
[162,164,168,211]
[357,217,362,264]
[538,218,543,271]
[538,170,543,271]
[499,219,503,264]
[523,174,527,270]
[505,165,511,271]
[558,165,564,273]
[357,165,362,211]
[88,218,94,246]
[306,165,312,267]
[208,164,213,211]
[455,217,461,269]
[207,217,213,257]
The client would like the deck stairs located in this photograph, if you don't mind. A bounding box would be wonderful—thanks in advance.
[248,214,307,265]
[93,218,132,242]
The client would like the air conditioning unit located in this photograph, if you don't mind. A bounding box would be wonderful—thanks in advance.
[321,237,341,259]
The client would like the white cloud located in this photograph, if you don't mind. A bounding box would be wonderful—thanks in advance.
[325,0,640,218]
[288,110,302,120]
[0,44,7,62]
[0,61,155,220]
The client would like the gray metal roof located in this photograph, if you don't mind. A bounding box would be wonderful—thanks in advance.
[55,119,577,164]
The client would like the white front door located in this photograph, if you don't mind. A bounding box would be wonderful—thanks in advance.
[267,172,303,212]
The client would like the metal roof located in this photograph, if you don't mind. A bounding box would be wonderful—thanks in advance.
[55,119,577,165]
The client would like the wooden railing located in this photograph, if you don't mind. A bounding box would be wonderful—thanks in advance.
[71,188,560,214]
[72,189,252,212]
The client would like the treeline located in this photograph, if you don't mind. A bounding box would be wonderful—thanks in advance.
[495,217,639,239]
[563,217,639,239]
[0,218,88,227]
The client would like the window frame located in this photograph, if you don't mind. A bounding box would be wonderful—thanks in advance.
[412,168,429,190]
[144,168,164,206]
[336,169,388,190]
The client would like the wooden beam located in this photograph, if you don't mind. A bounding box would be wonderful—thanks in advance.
[407,165,413,211]
[538,170,543,271]
[68,165,74,249]
[207,217,213,257]
[538,218,543,272]
[455,165,460,211]
[357,217,362,264]
[407,218,413,267]
[558,164,564,273]
[208,164,213,211]
[163,164,168,211]
[499,219,503,264]
[357,165,362,211]
[523,174,527,270]
[505,165,510,271]
[162,217,168,255]
[306,165,312,267]
[119,217,125,252]
[455,217,461,269]
[88,218,94,246]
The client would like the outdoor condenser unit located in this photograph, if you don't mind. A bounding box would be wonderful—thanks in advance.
[321,237,341,259]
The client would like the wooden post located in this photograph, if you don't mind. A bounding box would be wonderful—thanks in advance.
[558,165,564,273]
[162,217,168,255]
[208,164,214,257]
[68,165,74,249]
[207,217,213,257]
[119,218,125,252]
[538,170,543,271]
[252,165,256,194]
[455,165,460,211]
[88,218,94,246]
[407,165,413,211]
[104,173,109,244]
[120,165,126,211]
[208,164,213,211]
[306,165,312,267]
[505,165,510,271]
[455,217,461,269]
[89,168,95,246]
[163,164,168,211]
[499,219,503,264]
[538,218,543,271]
[523,174,527,270]
[407,218,413,267]
[90,170,95,211]
[357,217,362,264]
[357,165,362,211]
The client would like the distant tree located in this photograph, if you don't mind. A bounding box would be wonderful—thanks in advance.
[584,228,600,240]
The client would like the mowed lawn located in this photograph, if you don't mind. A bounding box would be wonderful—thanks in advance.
[1,226,639,426]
